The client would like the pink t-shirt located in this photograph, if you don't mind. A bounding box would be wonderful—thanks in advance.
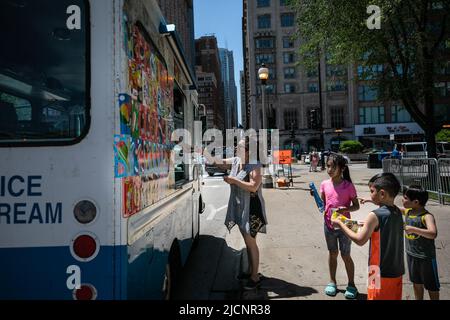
[320,179,357,231]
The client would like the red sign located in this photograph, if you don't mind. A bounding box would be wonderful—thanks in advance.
[274,150,292,165]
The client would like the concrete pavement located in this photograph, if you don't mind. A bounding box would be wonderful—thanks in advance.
[225,163,450,300]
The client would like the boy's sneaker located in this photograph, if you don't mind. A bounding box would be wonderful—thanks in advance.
[243,278,261,290]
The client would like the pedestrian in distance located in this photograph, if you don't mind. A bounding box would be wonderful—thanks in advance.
[204,137,268,290]
[333,173,404,300]
[315,154,360,299]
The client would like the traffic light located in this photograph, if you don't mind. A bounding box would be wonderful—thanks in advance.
[309,109,321,130]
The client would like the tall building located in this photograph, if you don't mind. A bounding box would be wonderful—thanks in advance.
[242,0,251,130]
[240,71,247,128]
[244,0,354,152]
[157,0,196,71]
[219,48,239,129]
[195,36,225,131]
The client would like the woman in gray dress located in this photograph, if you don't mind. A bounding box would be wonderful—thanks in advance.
[210,137,267,290]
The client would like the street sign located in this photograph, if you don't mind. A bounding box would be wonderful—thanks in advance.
[390,134,395,141]
[274,150,292,164]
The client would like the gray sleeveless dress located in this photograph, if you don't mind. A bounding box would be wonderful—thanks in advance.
[225,157,268,235]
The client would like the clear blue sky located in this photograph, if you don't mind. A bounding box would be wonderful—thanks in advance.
[194,0,243,125]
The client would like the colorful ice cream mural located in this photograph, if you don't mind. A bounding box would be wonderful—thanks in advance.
[115,19,176,218]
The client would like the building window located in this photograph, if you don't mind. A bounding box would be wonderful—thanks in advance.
[258,15,271,29]
[308,83,318,93]
[391,105,412,123]
[283,52,295,64]
[331,107,345,128]
[283,37,294,48]
[268,67,276,80]
[284,108,298,129]
[284,83,296,93]
[357,65,383,80]
[280,13,295,27]
[256,54,275,64]
[257,0,271,7]
[257,84,276,95]
[280,0,288,6]
[358,85,378,101]
[284,67,296,79]
[434,82,450,97]
[327,80,347,92]
[359,106,385,124]
[326,65,347,77]
[307,69,318,78]
[256,37,275,49]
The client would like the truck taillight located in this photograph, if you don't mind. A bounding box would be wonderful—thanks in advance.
[70,233,99,262]
[73,200,97,224]
[74,284,97,301]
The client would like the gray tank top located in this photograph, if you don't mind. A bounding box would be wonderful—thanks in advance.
[225,157,267,235]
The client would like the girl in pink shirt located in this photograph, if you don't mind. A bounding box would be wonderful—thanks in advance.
[319,154,360,299]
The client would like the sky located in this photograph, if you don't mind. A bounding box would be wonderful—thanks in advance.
[194,0,243,125]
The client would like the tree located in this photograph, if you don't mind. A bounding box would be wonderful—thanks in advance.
[289,0,450,158]
[436,129,450,142]
[340,140,364,154]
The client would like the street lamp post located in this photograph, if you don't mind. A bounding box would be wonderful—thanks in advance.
[258,64,269,130]
[258,64,273,188]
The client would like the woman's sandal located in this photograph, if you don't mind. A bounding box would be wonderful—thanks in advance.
[324,283,337,297]
[344,286,358,299]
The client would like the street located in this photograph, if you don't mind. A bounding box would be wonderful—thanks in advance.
[174,163,450,300]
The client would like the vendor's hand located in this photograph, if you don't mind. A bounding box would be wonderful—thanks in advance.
[223,176,236,185]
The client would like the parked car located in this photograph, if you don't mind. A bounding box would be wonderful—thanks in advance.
[395,142,428,158]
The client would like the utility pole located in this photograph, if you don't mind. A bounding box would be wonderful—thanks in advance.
[317,53,326,171]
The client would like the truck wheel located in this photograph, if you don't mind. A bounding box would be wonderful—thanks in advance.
[162,243,181,300]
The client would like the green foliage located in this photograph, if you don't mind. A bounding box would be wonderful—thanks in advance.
[289,0,450,132]
[340,140,364,154]
[436,129,450,142]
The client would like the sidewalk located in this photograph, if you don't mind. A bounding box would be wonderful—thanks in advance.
[226,163,450,300]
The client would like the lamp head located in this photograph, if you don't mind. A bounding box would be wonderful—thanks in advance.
[258,64,269,85]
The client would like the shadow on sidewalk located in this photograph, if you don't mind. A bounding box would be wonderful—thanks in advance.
[241,276,318,300]
[173,235,243,300]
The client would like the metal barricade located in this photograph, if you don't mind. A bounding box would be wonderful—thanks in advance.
[382,158,402,183]
[383,158,450,205]
[400,158,440,200]
[438,158,450,205]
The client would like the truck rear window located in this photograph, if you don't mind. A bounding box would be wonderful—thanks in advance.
[0,0,89,146]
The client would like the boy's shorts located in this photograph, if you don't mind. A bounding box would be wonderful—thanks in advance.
[407,255,440,291]
[367,276,403,300]
[324,225,351,256]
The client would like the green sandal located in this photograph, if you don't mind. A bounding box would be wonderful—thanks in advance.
[345,286,358,299]
[325,283,337,297]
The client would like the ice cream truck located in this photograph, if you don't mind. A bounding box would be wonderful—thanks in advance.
[0,0,203,299]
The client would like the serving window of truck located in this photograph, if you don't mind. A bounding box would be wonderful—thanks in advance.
[0,0,90,146]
